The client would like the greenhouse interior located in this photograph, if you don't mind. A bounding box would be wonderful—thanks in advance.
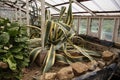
[0,0,120,80]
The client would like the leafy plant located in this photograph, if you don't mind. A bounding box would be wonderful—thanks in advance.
[0,18,29,79]
[29,0,100,73]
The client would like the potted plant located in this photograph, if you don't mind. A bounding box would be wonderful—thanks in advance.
[29,0,100,73]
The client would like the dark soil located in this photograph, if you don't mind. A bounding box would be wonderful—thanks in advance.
[22,64,41,80]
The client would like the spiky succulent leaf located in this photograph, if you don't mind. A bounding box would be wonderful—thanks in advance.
[29,47,42,64]
[58,6,66,21]
[43,45,55,73]
[44,20,53,45]
[56,54,71,64]
[45,10,51,20]
[65,0,73,26]
[67,39,93,61]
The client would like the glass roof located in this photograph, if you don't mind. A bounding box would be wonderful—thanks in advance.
[1,0,120,16]
[45,0,69,5]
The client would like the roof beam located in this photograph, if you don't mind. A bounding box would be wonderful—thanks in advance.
[21,0,33,8]
[46,2,73,9]
[50,2,70,7]
[13,0,17,4]
[45,2,60,12]
[94,11,120,13]
[73,0,96,16]
[4,1,26,13]
[76,0,90,2]
[52,10,120,15]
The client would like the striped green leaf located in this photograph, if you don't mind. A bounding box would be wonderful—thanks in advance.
[57,22,71,31]
[29,47,42,64]
[45,10,51,20]
[67,39,93,61]
[56,54,71,64]
[65,0,73,26]
[58,6,66,21]
[44,20,53,45]
[43,45,56,73]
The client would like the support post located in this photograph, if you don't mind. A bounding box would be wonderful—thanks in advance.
[15,8,18,21]
[41,0,45,50]
[26,0,30,36]
[19,5,22,26]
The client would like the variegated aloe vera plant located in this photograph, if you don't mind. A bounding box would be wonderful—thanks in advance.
[29,0,100,73]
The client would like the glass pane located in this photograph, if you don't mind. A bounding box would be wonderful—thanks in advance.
[73,18,78,33]
[81,1,101,11]
[45,0,68,5]
[90,18,99,33]
[101,18,115,41]
[72,3,85,12]
[93,0,119,11]
[79,18,87,34]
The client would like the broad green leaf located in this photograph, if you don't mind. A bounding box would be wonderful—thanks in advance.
[0,45,3,48]
[10,46,23,53]
[5,54,17,71]
[14,53,23,59]
[15,37,28,42]
[0,32,10,45]
[0,49,8,53]
[10,22,19,28]
[8,27,19,36]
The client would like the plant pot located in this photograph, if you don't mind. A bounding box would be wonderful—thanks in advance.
[35,50,47,66]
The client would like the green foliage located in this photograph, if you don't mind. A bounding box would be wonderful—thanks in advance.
[0,18,29,79]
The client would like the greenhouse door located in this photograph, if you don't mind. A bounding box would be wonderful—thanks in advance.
[89,18,99,38]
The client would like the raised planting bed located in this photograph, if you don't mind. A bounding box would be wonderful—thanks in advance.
[22,42,120,80]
